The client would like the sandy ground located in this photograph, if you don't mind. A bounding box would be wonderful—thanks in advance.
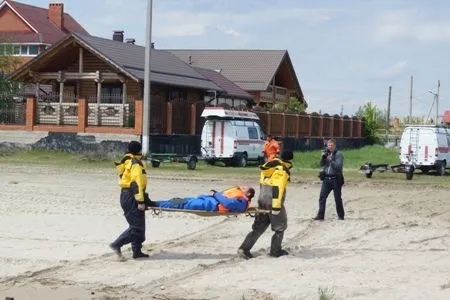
[0,165,449,300]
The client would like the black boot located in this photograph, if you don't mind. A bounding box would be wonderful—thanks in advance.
[269,231,288,257]
[239,230,263,254]
[237,248,253,260]
[133,251,149,259]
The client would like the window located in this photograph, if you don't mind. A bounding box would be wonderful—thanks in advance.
[248,127,258,139]
[0,44,42,56]
[101,84,123,103]
[28,45,39,55]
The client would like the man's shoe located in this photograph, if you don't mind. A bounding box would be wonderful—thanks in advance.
[313,216,324,221]
[110,243,122,255]
[132,252,149,259]
[237,248,253,260]
[269,249,289,257]
[338,216,344,220]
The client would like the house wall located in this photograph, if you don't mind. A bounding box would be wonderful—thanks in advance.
[62,50,140,102]
[0,5,32,32]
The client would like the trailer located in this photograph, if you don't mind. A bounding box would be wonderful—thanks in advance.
[147,153,199,170]
[359,162,411,179]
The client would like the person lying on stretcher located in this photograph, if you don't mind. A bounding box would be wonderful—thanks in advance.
[147,186,255,213]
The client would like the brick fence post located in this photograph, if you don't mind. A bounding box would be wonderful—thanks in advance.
[77,98,87,132]
[134,100,143,135]
[26,96,36,131]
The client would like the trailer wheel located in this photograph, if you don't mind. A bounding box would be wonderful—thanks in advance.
[406,167,414,180]
[437,162,446,176]
[365,171,373,178]
[235,153,247,168]
[205,159,216,166]
[151,160,160,168]
[187,157,197,170]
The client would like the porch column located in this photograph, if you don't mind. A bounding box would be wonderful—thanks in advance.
[35,81,40,101]
[57,71,65,125]
[57,71,65,103]
[119,76,127,104]
[95,71,103,104]
[78,47,83,97]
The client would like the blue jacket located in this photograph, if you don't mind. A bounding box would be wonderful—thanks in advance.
[155,192,248,212]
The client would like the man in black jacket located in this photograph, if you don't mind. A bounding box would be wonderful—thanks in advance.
[314,139,345,221]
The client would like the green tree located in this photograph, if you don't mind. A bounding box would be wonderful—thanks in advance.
[0,44,22,94]
[355,102,385,144]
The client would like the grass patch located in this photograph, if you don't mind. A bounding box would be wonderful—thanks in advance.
[318,287,335,300]
[292,145,399,170]
[1,146,449,187]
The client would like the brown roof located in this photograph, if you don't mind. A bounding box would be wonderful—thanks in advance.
[168,49,287,91]
[193,67,254,100]
[9,33,223,92]
[0,0,88,44]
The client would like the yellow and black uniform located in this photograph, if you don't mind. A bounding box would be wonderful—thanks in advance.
[238,151,293,258]
[110,141,149,259]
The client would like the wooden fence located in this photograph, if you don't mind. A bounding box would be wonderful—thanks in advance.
[0,97,363,138]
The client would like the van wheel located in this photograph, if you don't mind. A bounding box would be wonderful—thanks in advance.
[406,167,414,180]
[187,157,197,170]
[437,162,446,176]
[236,154,247,167]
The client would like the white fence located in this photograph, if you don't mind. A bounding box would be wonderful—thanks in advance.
[35,103,131,127]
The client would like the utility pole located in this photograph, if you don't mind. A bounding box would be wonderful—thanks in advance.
[142,0,153,156]
[436,80,440,124]
[409,75,413,123]
[387,85,392,131]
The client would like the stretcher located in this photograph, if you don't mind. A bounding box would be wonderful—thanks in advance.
[148,206,270,217]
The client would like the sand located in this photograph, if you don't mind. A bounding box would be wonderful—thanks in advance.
[0,164,449,300]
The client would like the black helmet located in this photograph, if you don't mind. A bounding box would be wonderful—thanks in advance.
[280,150,294,161]
[128,141,142,155]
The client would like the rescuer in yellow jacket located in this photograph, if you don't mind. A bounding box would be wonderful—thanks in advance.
[110,141,150,260]
[238,150,294,259]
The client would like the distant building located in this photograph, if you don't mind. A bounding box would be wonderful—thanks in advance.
[0,0,88,66]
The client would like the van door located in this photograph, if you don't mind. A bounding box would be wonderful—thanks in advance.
[416,129,436,166]
[201,119,227,159]
[247,125,259,159]
[437,128,450,162]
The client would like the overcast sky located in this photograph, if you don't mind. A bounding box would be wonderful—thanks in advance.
[18,0,450,117]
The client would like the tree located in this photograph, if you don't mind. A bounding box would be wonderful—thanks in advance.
[355,102,385,144]
[0,44,22,94]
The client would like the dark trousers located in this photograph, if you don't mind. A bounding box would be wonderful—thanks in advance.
[317,177,344,218]
[111,190,146,254]
[240,185,287,254]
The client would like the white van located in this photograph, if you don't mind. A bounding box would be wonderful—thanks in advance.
[399,125,450,177]
[200,107,265,167]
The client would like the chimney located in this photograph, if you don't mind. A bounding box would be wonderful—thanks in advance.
[113,31,124,42]
[125,38,135,45]
[48,3,64,30]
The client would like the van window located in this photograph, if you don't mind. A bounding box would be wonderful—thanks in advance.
[248,127,258,139]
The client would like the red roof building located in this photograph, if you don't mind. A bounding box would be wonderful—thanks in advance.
[0,0,88,65]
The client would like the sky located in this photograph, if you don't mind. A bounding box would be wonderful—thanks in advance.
[17,0,450,117]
